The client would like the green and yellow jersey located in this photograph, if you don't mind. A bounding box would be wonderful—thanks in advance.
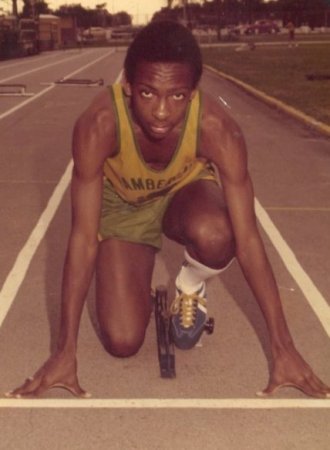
[103,84,214,204]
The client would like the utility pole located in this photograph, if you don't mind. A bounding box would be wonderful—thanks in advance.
[12,0,18,16]
[216,0,222,41]
[183,0,188,25]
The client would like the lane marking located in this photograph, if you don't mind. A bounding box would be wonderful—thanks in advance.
[0,51,60,71]
[0,85,55,120]
[218,95,231,109]
[0,67,122,328]
[0,49,94,83]
[0,49,115,121]
[265,206,330,212]
[0,398,329,409]
[0,161,73,328]
[255,198,330,337]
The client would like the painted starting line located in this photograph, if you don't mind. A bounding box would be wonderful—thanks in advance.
[0,398,329,409]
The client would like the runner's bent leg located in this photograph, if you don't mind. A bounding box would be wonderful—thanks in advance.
[163,179,235,269]
[95,239,156,357]
[162,179,235,349]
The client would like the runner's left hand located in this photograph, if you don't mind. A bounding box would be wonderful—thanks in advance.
[257,346,330,398]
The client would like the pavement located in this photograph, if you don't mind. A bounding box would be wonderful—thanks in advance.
[0,48,329,450]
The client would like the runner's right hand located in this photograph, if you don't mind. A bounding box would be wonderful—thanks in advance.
[5,351,90,398]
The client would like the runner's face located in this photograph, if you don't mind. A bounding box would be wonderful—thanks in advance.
[124,61,197,140]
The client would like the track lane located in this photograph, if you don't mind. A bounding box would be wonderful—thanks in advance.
[0,48,329,450]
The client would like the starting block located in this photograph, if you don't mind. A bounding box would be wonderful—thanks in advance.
[0,84,34,97]
[154,285,215,379]
[154,286,176,378]
[42,78,104,87]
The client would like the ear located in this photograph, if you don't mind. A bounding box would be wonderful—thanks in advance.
[122,72,132,97]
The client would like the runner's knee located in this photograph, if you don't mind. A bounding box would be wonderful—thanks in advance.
[100,327,146,358]
[185,213,235,266]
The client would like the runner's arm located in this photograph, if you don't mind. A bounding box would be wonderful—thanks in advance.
[206,115,294,352]
[5,94,115,398]
[200,99,330,398]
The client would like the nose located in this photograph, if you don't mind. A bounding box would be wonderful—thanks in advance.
[153,97,170,121]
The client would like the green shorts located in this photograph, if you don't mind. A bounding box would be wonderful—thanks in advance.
[99,168,217,250]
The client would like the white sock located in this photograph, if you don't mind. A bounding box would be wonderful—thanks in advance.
[176,250,234,294]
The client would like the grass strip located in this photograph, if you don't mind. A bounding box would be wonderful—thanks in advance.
[202,43,330,126]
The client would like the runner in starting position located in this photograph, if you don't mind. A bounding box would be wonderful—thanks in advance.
[6,21,329,398]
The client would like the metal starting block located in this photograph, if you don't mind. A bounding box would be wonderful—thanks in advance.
[0,84,34,97]
[51,78,104,87]
[153,285,215,379]
[154,286,176,378]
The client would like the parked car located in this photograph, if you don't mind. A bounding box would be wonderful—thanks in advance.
[244,20,280,35]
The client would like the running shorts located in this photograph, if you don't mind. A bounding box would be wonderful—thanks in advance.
[98,167,218,250]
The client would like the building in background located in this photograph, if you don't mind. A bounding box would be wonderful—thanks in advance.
[38,14,60,50]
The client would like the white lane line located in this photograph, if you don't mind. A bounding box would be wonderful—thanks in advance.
[218,95,231,109]
[0,68,122,328]
[255,198,330,337]
[0,51,60,71]
[0,49,114,121]
[0,85,54,120]
[0,161,73,328]
[0,398,329,409]
[0,49,94,83]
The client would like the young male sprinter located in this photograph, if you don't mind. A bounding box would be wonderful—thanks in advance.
[7,21,329,399]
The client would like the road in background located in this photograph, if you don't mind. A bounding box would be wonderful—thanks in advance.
[0,48,329,450]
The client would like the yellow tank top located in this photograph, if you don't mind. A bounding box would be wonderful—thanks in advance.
[103,84,211,204]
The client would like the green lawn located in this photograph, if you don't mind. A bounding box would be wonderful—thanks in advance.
[202,43,330,125]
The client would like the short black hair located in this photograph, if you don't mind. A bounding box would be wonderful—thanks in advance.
[124,21,202,88]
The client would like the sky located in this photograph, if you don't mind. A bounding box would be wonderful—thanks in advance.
[7,0,169,23]
[47,0,169,24]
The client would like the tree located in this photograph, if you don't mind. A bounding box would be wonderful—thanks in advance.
[112,11,132,26]
[276,0,328,27]
[96,3,108,27]
[55,4,100,28]
[21,0,51,18]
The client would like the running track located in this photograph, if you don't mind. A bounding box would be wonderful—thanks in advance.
[0,47,329,450]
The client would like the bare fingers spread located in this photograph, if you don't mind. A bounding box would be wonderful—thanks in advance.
[257,373,330,399]
[5,356,91,399]
[5,376,91,399]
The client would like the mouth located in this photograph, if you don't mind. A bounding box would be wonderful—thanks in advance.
[149,124,171,136]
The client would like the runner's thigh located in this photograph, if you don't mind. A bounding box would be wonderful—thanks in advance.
[162,179,234,266]
[163,179,228,240]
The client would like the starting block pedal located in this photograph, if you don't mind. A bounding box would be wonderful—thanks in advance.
[154,285,176,378]
[0,84,34,97]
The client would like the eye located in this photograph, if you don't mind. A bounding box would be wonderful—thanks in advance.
[173,93,185,101]
[141,90,153,99]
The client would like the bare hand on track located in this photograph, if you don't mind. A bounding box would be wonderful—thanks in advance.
[5,352,91,398]
[257,347,330,399]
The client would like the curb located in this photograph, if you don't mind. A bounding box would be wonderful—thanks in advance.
[204,64,330,138]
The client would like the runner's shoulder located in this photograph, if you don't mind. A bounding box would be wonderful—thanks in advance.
[75,88,116,139]
[200,90,244,143]
[72,89,117,171]
[201,91,236,131]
